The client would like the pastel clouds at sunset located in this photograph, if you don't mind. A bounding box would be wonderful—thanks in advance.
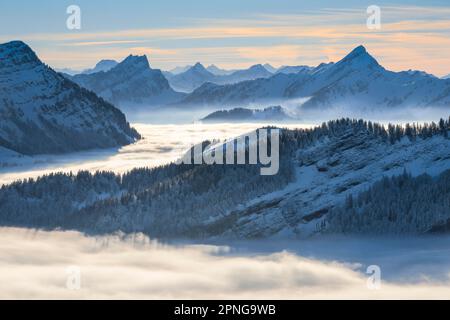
[2,4,449,76]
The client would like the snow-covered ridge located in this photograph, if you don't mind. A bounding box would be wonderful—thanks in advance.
[0,40,140,155]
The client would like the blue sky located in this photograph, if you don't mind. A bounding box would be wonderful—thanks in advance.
[1,0,450,75]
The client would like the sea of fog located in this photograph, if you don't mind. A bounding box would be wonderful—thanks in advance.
[1,228,450,299]
[0,122,314,185]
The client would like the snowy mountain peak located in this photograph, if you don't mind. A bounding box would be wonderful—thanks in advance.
[338,45,380,68]
[0,40,34,56]
[0,41,40,69]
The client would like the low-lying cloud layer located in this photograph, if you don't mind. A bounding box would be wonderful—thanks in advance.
[0,122,314,185]
[1,228,450,299]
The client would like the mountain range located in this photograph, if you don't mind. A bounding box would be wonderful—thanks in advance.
[0,41,140,155]
[57,45,450,112]
[175,46,450,110]
[165,62,274,93]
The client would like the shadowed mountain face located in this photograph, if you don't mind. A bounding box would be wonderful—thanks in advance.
[70,55,185,108]
[0,41,140,155]
[175,46,450,110]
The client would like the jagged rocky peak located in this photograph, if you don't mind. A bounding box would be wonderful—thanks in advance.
[0,40,41,69]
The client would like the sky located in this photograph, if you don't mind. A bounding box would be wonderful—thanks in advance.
[0,0,450,76]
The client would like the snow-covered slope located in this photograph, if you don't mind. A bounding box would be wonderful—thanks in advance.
[70,55,184,108]
[176,46,450,110]
[0,41,140,155]
[213,124,450,238]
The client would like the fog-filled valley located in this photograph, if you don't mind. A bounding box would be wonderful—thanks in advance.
[2,227,450,299]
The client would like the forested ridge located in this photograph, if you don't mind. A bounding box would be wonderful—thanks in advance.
[0,117,449,237]
[325,169,450,234]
